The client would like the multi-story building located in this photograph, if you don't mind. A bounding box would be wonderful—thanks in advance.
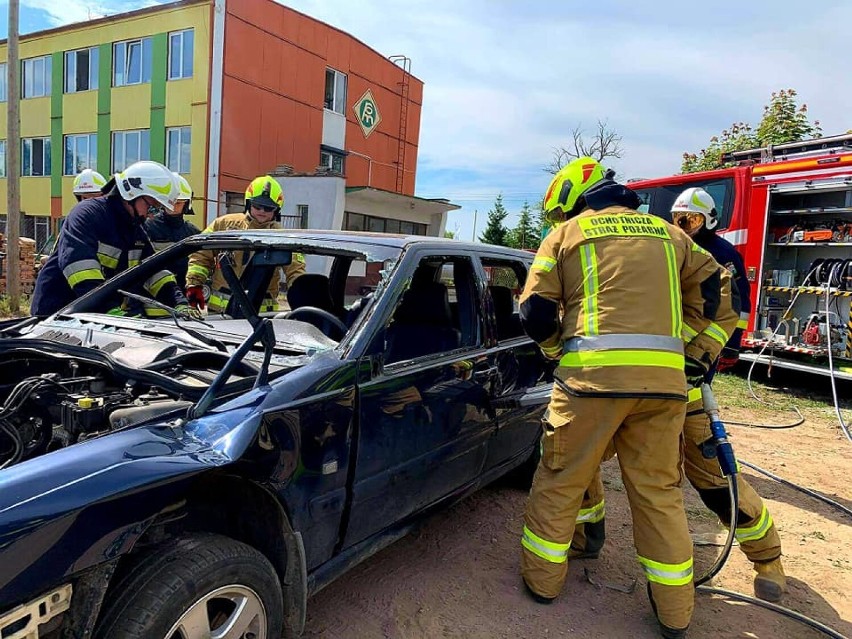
[0,0,456,249]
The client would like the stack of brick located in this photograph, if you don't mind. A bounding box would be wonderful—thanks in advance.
[0,235,37,295]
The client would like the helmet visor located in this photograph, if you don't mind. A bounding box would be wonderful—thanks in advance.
[673,211,704,234]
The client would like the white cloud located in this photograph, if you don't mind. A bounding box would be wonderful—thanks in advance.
[21,0,163,27]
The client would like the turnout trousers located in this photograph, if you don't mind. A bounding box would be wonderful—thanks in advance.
[682,408,782,562]
[521,393,694,630]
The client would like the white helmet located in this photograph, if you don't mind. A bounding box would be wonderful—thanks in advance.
[671,187,718,231]
[73,169,107,194]
[173,172,192,201]
[115,161,179,212]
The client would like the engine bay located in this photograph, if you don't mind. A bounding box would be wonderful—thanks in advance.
[0,354,193,470]
[0,315,338,470]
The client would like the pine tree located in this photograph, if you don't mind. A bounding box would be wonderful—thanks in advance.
[479,194,509,246]
[506,201,539,250]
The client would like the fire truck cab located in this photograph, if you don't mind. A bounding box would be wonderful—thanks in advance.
[627,133,852,380]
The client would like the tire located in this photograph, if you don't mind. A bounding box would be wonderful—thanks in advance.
[95,534,284,639]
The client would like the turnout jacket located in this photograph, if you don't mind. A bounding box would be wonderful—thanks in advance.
[185,212,306,313]
[31,195,185,317]
[520,184,738,399]
[144,212,202,289]
[694,228,751,353]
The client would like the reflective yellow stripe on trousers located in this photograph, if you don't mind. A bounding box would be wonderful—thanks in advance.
[521,525,570,564]
[576,499,606,524]
[638,555,694,586]
[736,505,773,543]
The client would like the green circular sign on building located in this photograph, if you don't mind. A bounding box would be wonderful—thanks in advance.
[354,89,382,138]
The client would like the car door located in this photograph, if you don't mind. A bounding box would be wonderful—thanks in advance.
[478,254,554,472]
[343,250,497,547]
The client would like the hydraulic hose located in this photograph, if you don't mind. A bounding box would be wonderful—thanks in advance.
[694,383,740,586]
[739,460,852,521]
[823,281,852,444]
[696,586,848,639]
[694,475,738,587]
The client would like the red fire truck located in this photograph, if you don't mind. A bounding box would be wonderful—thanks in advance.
[627,133,852,380]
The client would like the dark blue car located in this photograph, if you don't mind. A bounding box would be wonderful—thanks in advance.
[0,231,552,639]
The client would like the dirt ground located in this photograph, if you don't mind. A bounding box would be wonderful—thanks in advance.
[303,368,852,638]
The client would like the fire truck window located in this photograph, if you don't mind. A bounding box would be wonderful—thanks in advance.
[656,178,733,229]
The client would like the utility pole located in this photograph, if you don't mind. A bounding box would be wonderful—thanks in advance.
[472,209,478,242]
[6,0,21,313]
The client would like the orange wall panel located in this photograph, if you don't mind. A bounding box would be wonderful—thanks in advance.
[220,0,424,195]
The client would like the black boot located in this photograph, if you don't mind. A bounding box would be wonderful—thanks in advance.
[523,580,555,605]
[647,584,688,638]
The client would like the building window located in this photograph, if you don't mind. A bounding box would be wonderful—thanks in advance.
[112,130,150,173]
[64,47,99,93]
[344,212,427,235]
[324,68,347,114]
[168,29,194,80]
[63,133,97,176]
[166,127,191,173]
[297,204,309,229]
[0,63,7,102]
[113,38,152,87]
[22,55,52,99]
[320,150,345,174]
[22,137,51,176]
[0,140,6,177]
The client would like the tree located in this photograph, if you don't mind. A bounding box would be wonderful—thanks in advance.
[506,201,539,250]
[479,194,509,246]
[756,88,821,146]
[681,122,758,173]
[682,89,821,173]
[546,119,624,174]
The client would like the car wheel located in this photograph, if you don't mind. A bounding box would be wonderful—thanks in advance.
[95,534,283,639]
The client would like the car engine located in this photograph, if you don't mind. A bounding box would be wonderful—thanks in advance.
[0,355,190,470]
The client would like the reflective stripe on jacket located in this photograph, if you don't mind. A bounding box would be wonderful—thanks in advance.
[184,212,306,313]
[32,195,184,317]
[520,205,738,398]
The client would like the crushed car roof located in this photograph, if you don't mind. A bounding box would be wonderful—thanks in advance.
[186,229,534,256]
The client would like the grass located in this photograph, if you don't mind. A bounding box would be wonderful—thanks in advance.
[714,369,852,414]
[0,295,30,319]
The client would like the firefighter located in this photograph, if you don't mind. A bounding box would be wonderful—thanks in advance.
[571,187,785,603]
[72,169,107,202]
[32,161,189,318]
[519,158,738,638]
[184,175,305,314]
[144,173,202,289]
[673,187,785,600]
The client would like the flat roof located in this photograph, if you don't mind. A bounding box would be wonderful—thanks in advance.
[346,186,460,212]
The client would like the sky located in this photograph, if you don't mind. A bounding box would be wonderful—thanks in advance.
[3,0,851,241]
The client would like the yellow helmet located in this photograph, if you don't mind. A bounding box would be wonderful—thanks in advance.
[245,175,284,212]
[543,156,607,221]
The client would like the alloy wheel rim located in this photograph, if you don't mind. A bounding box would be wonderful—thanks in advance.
[164,584,266,639]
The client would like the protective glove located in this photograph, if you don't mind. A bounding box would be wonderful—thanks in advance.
[684,356,709,388]
[185,285,206,310]
[106,307,127,316]
[175,303,204,320]
[716,347,740,372]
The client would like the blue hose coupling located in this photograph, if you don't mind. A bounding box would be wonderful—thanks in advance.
[701,383,739,477]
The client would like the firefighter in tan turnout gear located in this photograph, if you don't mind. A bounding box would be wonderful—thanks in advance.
[571,187,786,604]
[185,175,305,314]
[519,157,738,638]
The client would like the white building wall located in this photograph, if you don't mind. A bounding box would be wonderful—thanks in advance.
[277,176,346,231]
